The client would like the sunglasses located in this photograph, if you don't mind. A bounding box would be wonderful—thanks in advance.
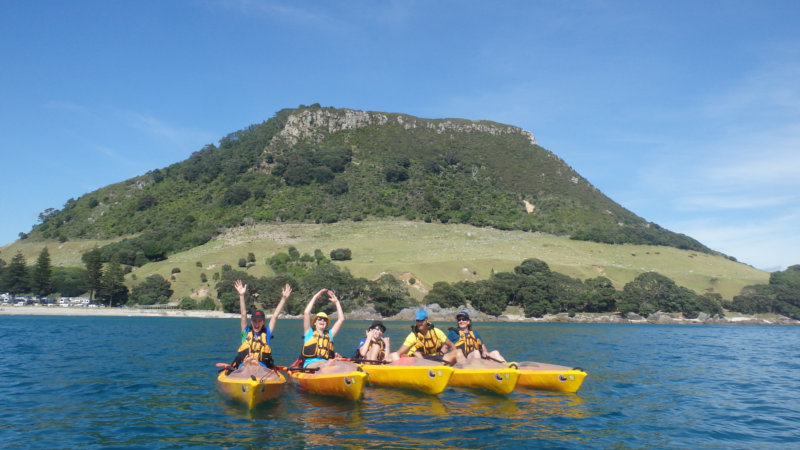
[457,318,469,322]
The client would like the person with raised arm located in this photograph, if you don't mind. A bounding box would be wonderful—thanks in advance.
[225,279,291,380]
[353,320,394,363]
[299,289,353,371]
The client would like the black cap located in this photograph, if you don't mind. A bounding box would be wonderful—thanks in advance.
[252,310,266,320]
[369,320,386,332]
[456,311,470,321]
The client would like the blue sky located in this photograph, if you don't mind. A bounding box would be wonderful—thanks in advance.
[2,1,799,271]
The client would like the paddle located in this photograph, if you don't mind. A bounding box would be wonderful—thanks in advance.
[342,358,390,365]
[482,354,507,364]
[275,365,320,373]
[215,362,235,372]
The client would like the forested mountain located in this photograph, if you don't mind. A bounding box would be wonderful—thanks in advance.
[29,104,714,266]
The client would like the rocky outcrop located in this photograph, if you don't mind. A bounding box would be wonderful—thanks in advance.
[271,108,536,147]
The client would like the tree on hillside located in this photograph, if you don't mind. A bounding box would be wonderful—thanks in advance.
[128,274,173,305]
[98,255,128,306]
[330,248,352,261]
[583,276,618,312]
[618,272,695,316]
[32,247,53,297]
[82,248,103,301]
[425,281,465,308]
[3,252,29,296]
[51,267,88,297]
[371,274,412,317]
[730,265,800,320]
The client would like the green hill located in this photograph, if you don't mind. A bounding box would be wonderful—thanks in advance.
[5,104,765,308]
[26,105,714,269]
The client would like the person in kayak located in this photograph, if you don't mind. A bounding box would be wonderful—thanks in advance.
[353,320,394,363]
[447,311,506,363]
[226,279,292,380]
[300,289,355,372]
[391,309,463,364]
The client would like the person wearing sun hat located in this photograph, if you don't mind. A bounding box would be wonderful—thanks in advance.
[225,279,292,379]
[390,309,463,364]
[447,310,506,363]
[354,320,393,363]
[299,288,347,369]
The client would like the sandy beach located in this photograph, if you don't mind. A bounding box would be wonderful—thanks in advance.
[2,305,797,325]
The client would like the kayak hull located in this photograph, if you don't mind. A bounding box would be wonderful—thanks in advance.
[516,361,587,393]
[360,363,454,395]
[289,369,367,400]
[216,370,286,409]
[449,366,520,395]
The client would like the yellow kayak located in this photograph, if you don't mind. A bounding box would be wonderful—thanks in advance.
[359,358,454,395]
[515,361,587,393]
[449,362,520,395]
[287,364,367,401]
[216,369,286,409]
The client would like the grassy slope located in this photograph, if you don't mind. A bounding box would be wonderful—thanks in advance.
[3,220,767,302]
[5,220,763,302]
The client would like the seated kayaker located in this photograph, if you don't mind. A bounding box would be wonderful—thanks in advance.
[227,279,292,380]
[447,311,506,364]
[299,289,357,373]
[353,320,395,363]
[390,309,463,364]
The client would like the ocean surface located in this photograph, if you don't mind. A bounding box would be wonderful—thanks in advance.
[1,316,798,448]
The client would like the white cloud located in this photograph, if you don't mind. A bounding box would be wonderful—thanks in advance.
[122,111,214,146]
[673,208,800,271]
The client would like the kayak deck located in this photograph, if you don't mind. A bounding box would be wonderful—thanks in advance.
[515,361,587,393]
[449,363,520,395]
[359,360,454,395]
[216,370,286,409]
[289,368,367,401]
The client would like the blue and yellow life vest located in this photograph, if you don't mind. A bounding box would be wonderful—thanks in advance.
[453,329,482,355]
[301,330,335,360]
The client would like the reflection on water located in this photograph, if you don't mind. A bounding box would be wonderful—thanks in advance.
[514,390,587,419]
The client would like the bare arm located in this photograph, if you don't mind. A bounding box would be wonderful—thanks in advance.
[268,283,292,334]
[303,289,327,333]
[395,344,411,356]
[328,291,345,338]
[234,280,248,331]
[443,337,456,353]
[358,329,374,357]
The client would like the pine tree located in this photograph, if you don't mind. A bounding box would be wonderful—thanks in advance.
[32,247,53,297]
[99,255,128,306]
[82,248,103,301]
[4,252,29,296]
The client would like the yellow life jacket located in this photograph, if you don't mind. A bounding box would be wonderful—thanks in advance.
[453,329,482,355]
[360,338,386,361]
[413,325,443,356]
[301,330,335,360]
[237,329,272,362]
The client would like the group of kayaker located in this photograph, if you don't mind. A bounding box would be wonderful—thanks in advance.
[222,279,507,380]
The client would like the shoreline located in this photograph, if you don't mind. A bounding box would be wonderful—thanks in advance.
[1,305,797,325]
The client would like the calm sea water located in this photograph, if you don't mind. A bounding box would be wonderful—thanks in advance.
[1,316,798,448]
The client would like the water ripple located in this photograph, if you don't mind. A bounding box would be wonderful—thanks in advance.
[2,317,799,448]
